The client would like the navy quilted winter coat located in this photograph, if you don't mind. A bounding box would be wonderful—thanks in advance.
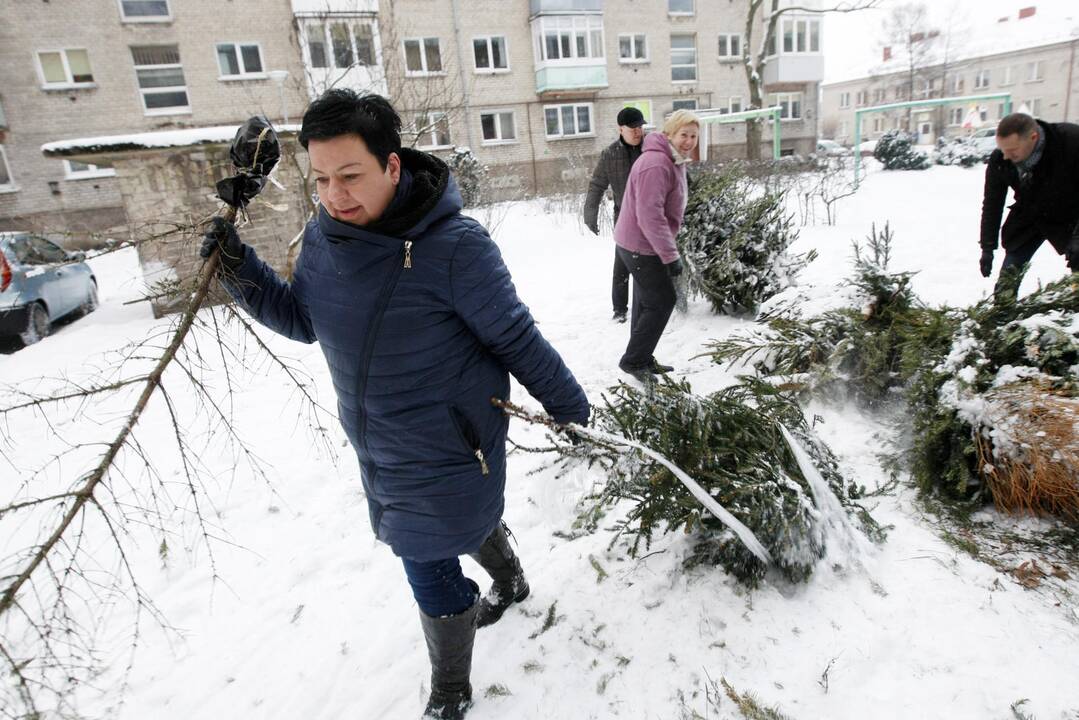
[220,149,589,561]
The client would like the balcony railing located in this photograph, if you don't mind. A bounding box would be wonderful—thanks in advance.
[530,0,602,15]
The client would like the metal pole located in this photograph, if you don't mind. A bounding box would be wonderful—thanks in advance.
[772,109,780,160]
[854,109,862,188]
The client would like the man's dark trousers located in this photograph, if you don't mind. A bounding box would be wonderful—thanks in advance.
[617,247,676,370]
[994,210,1069,300]
[612,247,630,315]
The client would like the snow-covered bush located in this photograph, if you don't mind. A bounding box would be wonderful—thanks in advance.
[447,146,489,207]
[873,130,930,171]
[934,137,987,168]
[562,377,881,586]
[677,165,815,315]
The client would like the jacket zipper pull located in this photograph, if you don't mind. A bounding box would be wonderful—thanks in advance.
[474,448,489,475]
[403,240,413,269]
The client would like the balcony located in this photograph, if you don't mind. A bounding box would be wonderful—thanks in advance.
[530,0,602,16]
[762,54,824,85]
[535,63,608,95]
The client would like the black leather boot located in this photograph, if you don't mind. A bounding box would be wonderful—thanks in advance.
[420,599,478,720]
[469,521,530,629]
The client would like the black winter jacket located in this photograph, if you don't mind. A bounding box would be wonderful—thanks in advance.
[980,120,1079,251]
[583,137,643,228]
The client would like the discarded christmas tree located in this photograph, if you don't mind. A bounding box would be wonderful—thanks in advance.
[677,165,814,315]
[553,377,882,587]
[448,146,489,208]
[873,130,930,171]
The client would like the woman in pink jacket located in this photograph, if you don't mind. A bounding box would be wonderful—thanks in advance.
[613,109,699,382]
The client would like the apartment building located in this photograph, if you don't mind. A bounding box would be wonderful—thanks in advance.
[820,7,1079,146]
[1,0,824,235]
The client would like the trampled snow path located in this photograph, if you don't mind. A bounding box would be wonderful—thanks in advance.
[2,164,1078,719]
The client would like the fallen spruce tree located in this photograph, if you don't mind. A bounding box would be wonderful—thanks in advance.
[535,377,883,587]
[703,223,1079,521]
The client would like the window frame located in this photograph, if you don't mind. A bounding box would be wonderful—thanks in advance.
[947,107,964,127]
[63,159,117,180]
[855,90,867,106]
[403,36,445,76]
[412,111,452,150]
[534,15,605,65]
[1026,60,1043,82]
[472,35,510,74]
[670,33,697,83]
[543,102,595,140]
[770,92,803,121]
[303,19,377,71]
[838,91,850,109]
[0,145,15,193]
[617,33,648,64]
[974,69,990,89]
[35,48,96,89]
[717,32,742,61]
[951,75,965,94]
[130,44,191,116]
[1026,97,1042,116]
[672,98,698,111]
[215,42,266,81]
[774,16,821,56]
[668,0,694,16]
[479,109,518,145]
[117,0,171,23]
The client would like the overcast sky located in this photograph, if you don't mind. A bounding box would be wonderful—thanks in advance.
[822,0,1079,82]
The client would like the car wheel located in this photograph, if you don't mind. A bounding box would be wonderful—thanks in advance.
[80,280,99,316]
[19,302,51,346]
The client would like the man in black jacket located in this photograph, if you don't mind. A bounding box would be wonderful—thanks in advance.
[583,107,646,323]
[979,112,1079,299]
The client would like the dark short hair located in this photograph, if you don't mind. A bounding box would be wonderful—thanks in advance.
[299,89,402,169]
[996,113,1038,138]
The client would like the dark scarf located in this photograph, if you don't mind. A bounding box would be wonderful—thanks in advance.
[338,148,449,238]
[1015,129,1047,188]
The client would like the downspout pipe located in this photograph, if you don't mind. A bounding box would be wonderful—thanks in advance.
[449,0,475,149]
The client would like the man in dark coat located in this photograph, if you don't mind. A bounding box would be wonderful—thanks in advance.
[202,90,589,720]
[979,112,1079,299]
[583,106,646,323]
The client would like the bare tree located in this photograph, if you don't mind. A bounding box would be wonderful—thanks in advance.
[742,0,883,160]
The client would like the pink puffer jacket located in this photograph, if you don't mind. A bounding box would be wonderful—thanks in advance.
[612,132,687,264]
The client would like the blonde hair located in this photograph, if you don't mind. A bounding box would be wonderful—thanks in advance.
[663,109,700,137]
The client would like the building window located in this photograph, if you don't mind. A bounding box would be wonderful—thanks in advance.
[535,15,604,63]
[839,92,850,109]
[0,146,14,191]
[473,36,508,72]
[770,92,803,120]
[1027,61,1043,82]
[1026,98,1042,116]
[118,0,169,21]
[855,90,867,106]
[1000,66,1013,86]
[948,107,963,126]
[717,33,741,60]
[872,116,884,133]
[618,34,648,63]
[544,103,593,138]
[873,88,886,103]
[404,37,443,75]
[974,69,990,89]
[216,43,264,79]
[305,21,375,69]
[670,34,696,82]
[780,17,821,54]
[36,49,95,88]
[668,0,693,14]
[64,159,116,180]
[130,45,189,115]
[951,75,964,94]
[916,79,933,99]
[672,98,698,111]
[480,111,516,143]
[729,96,743,113]
[412,112,451,149]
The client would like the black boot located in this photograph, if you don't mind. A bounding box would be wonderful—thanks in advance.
[420,599,478,720]
[469,521,530,629]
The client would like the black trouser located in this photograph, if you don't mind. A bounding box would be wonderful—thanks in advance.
[612,249,630,315]
[617,247,676,370]
[993,211,1068,300]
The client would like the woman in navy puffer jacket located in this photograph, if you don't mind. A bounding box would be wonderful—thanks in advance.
[202,91,589,720]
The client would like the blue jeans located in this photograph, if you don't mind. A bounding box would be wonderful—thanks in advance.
[402,556,479,618]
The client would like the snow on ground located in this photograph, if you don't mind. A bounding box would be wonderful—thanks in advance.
[2,163,1078,720]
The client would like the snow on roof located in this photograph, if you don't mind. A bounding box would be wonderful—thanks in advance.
[41,124,301,157]
[825,7,1079,86]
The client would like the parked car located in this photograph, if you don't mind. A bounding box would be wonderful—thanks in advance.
[967,126,998,156]
[815,139,851,157]
[0,232,98,345]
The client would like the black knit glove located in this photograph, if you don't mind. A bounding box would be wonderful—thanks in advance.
[200,216,245,271]
[666,258,684,277]
[979,248,994,278]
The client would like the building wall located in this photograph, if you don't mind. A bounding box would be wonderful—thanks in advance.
[821,38,1079,146]
[0,0,310,234]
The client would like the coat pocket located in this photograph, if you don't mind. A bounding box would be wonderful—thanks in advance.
[449,405,490,475]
